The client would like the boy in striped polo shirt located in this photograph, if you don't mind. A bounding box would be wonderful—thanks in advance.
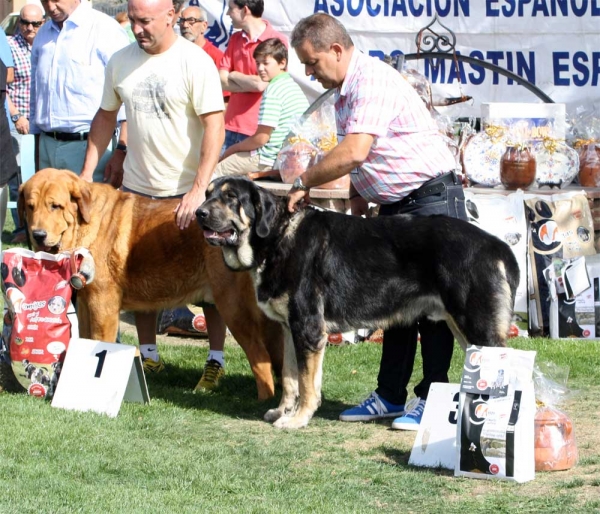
[214,37,308,177]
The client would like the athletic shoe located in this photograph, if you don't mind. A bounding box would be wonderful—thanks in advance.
[391,397,426,431]
[142,356,165,374]
[194,359,225,392]
[339,391,405,422]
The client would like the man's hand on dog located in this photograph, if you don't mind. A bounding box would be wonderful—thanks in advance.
[176,187,206,229]
[103,151,125,188]
[287,188,310,213]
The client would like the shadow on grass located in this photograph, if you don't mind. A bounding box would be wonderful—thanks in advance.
[145,360,357,423]
[377,446,455,476]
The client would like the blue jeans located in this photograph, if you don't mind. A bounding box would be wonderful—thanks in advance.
[220,130,249,156]
[9,130,23,231]
[376,172,467,405]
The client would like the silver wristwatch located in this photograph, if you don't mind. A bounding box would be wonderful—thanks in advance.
[292,176,309,191]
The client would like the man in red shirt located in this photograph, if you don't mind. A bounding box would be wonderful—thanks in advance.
[218,0,286,152]
[179,5,229,104]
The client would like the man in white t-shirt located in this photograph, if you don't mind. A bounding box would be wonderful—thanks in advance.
[80,0,225,375]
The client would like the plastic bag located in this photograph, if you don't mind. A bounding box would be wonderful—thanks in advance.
[533,361,578,471]
[275,102,345,188]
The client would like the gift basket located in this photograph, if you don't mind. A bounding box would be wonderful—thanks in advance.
[569,106,600,187]
[275,101,349,190]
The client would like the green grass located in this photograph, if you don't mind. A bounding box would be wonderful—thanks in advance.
[1,336,600,514]
[3,220,600,513]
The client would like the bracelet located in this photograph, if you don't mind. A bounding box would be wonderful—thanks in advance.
[116,143,127,153]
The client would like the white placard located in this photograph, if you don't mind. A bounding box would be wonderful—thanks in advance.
[52,338,149,418]
[408,383,460,470]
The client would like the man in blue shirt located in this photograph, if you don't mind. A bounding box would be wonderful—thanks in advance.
[30,0,130,181]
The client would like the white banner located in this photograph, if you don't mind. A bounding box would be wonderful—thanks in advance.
[196,0,600,117]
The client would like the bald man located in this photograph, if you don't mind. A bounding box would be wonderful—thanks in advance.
[6,3,44,242]
[81,0,227,379]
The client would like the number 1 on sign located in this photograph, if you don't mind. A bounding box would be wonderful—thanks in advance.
[95,350,107,378]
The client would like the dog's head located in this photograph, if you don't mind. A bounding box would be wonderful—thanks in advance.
[18,168,92,253]
[196,177,280,270]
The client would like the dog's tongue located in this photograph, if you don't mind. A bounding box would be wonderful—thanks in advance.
[203,230,219,239]
[203,229,233,241]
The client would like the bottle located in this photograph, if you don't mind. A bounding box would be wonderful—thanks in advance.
[577,143,600,187]
[500,145,536,190]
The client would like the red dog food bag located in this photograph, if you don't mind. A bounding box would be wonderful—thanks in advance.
[1,248,81,398]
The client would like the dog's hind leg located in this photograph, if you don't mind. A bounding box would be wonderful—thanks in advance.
[264,328,299,423]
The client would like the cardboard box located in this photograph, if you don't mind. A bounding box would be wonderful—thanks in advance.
[481,103,566,140]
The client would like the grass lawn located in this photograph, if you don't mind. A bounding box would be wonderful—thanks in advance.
[2,223,600,513]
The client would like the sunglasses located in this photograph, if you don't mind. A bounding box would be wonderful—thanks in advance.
[20,18,44,27]
[178,17,205,25]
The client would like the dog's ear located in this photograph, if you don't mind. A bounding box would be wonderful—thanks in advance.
[70,177,93,224]
[252,183,278,238]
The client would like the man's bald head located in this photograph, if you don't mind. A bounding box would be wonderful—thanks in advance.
[19,4,45,45]
[20,4,44,20]
[128,0,177,55]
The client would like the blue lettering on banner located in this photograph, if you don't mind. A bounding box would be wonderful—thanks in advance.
[314,0,470,16]
[486,0,600,16]
[553,51,600,86]
[368,49,536,86]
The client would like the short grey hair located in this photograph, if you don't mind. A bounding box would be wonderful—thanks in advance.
[290,13,353,52]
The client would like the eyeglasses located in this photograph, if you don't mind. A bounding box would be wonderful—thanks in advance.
[19,18,44,27]
[177,17,205,25]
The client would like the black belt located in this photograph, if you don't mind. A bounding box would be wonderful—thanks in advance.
[43,131,89,142]
[402,171,461,204]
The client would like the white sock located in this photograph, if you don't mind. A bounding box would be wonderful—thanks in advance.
[140,344,159,361]
[207,350,224,367]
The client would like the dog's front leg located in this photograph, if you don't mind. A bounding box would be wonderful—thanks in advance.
[264,328,298,423]
[273,332,327,430]
[79,290,121,342]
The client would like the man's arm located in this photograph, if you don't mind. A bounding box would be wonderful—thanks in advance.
[175,110,225,230]
[6,94,28,134]
[6,66,13,83]
[219,69,267,93]
[80,108,120,182]
[287,132,374,212]
[102,120,128,188]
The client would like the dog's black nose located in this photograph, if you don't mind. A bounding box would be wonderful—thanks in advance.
[196,208,208,220]
[31,229,47,244]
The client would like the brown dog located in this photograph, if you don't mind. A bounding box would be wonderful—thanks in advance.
[19,168,283,400]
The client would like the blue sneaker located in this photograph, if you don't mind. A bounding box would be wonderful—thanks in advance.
[339,392,405,422]
[391,397,426,430]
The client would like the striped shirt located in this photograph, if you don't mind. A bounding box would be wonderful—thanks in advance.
[257,72,308,166]
[336,49,455,204]
[7,32,31,118]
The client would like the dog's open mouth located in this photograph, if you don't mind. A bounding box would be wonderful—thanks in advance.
[203,228,238,246]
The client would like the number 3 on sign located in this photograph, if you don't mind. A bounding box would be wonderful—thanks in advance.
[52,338,149,418]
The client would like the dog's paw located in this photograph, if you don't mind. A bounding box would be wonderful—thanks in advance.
[273,415,309,429]
[264,408,284,423]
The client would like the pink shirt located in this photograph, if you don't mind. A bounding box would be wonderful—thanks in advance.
[336,49,456,204]
[219,20,287,136]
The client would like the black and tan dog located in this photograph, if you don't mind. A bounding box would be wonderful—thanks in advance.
[197,177,520,429]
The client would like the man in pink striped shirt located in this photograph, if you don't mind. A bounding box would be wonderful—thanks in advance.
[288,13,467,431]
